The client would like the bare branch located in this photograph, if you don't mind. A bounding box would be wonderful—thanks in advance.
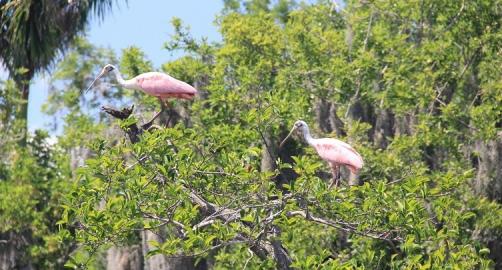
[193,170,236,177]
[158,238,250,259]
[140,211,187,237]
[287,210,403,242]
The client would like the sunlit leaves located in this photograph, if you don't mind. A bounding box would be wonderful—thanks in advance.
[48,0,502,268]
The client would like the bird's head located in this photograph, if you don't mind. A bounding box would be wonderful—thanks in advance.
[83,64,116,93]
[102,64,116,74]
[279,120,310,148]
[293,120,309,134]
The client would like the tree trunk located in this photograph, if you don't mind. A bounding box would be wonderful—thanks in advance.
[0,232,16,270]
[141,230,168,270]
[394,114,416,136]
[314,98,346,137]
[260,130,292,270]
[14,72,33,146]
[70,146,91,171]
[315,98,332,134]
[471,137,502,268]
[106,245,143,270]
[347,99,375,142]
[328,103,347,137]
[261,128,298,189]
[373,108,394,149]
[473,138,502,201]
[0,231,34,270]
[141,230,206,270]
[16,83,29,145]
[260,130,277,174]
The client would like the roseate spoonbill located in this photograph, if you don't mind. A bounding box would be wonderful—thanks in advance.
[280,120,363,188]
[85,64,197,122]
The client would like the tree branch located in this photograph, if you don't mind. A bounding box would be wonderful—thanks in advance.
[287,210,403,242]
[104,105,293,269]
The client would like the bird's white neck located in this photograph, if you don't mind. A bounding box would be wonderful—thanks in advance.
[302,127,315,145]
[110,67,137,90]
[111,68,126,86]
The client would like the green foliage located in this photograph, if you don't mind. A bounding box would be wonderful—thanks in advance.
[56,0,502,268]
[0,125,73,268]
[3,0,502,269]
[56,3,498,267]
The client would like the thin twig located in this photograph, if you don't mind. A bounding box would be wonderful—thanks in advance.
[160,239,250,259]
[287,210,403,242]
[194,170,236,177]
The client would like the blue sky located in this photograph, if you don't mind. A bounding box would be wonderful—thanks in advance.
[25,0,223,132]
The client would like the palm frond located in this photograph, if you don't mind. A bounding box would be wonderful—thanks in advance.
[0,0,126,79]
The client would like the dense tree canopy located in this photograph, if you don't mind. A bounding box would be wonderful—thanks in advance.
[1,0,502,269]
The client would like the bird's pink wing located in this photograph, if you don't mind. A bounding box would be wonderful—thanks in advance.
[313,138,364,172]
[135,72,197,99]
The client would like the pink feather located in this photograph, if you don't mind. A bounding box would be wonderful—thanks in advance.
[133,72,197,100]
[311,138,364,173]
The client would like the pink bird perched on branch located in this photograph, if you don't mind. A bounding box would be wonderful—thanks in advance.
[280,120,364,188]
[85,64,197,122]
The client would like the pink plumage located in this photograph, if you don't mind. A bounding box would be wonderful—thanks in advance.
[84,64,198,126]
[280,120,364,188]
[134,72,197,100]
[311,138,364,174]
[85,64,197,101]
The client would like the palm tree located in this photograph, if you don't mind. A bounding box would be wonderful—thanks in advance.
[0,0,123,145]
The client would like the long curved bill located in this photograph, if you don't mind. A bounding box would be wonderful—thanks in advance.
[82,69,106,94]
[279,126,297,148]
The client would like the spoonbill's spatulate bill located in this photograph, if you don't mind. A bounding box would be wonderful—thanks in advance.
[85,64,197,100]
[280,120,364,188]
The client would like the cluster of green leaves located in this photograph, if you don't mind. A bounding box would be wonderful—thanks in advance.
[62,123,498,269]
[27,0,502,269]
[0,80,74,267]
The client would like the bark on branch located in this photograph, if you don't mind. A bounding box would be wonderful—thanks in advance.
[104,105,293,269]
[102,105,142,143]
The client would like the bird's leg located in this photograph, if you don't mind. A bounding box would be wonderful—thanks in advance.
[157,97,171,111]
[328,165,341,189]
[164,100,176,126]
[142,110,162,130]
[154,97,174,127]
[140,98,165,129]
